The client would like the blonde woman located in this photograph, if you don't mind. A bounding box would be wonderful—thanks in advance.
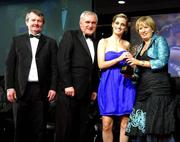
[126,16,175,142]
[97,13,136,142]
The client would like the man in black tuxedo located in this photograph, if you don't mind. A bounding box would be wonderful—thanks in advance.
[5,9,58,142]
[56,11,99,142]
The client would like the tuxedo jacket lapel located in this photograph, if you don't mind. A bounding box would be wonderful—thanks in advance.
[77,31,92,60]
[19,34,33,62]
[24,34,32,53]
[36,35,46,56]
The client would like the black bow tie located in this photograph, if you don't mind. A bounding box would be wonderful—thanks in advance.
[85,34,93,39]
[29,34,40,39]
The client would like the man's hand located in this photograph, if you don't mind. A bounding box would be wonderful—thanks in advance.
[7,88,16,103]
[91,92,97,101]
[64,87,75,97]
[47,90,56,102]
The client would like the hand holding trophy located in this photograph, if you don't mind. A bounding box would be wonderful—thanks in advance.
[120,52,134,76]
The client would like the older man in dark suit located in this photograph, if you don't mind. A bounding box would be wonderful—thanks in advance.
[5,9,58,142]
[56,11,99,142]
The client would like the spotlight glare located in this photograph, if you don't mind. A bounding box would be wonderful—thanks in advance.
[118,0,125,4]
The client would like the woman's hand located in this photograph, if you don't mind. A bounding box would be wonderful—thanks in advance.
[126,56,138,67]
[117,51,132,62]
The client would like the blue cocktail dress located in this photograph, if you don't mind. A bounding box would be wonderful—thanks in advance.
[98,51,136,116]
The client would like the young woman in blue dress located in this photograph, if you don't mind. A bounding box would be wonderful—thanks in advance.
[97,13,136,142]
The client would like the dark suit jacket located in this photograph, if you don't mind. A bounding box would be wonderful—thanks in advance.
[5,33,58,99]
[57,30,99,99]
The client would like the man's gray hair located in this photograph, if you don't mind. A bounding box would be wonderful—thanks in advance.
[80,10,98,23]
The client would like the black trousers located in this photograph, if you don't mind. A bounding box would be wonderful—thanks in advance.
[55,92,92,142]
[14,82,48,142]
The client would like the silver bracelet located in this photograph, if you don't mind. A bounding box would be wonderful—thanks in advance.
[141,61,145,66]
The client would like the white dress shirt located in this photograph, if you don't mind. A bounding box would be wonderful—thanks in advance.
[85,38,95,63]
[28,35,39,82]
